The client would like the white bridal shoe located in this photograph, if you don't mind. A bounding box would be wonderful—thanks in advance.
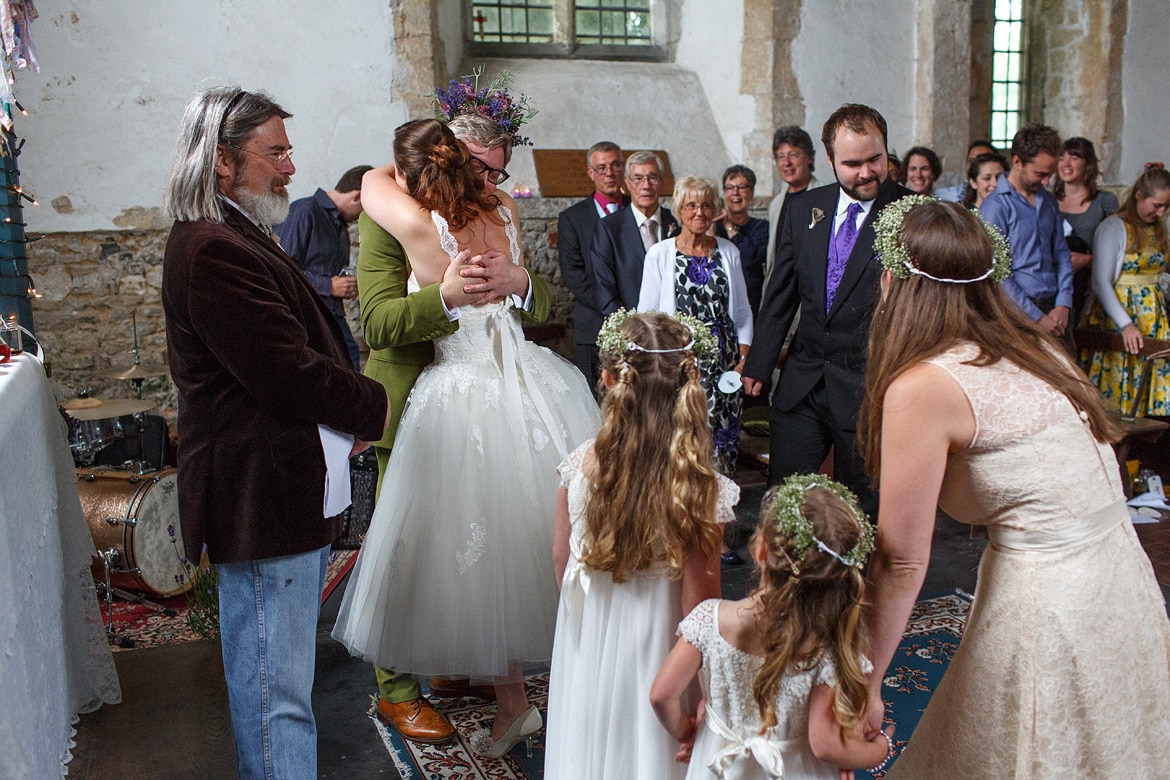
[470,705,542,759]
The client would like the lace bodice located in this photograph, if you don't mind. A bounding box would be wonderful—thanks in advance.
[428,206,523,365]
[926,344,1126,545]
[681,600,869,741]
[558,441,739,578]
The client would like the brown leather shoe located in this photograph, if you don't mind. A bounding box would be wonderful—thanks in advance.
[429,677,497,701]
[376,696,455,744]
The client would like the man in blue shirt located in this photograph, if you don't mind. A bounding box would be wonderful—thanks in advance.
[980,124,1073,348]
[276,165,372,369]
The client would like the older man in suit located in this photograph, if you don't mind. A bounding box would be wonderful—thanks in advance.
[359,111,554,745]
[743,104,911,516]
[161,87,389,779]
[557,141,628,387]
[592,150,679,316]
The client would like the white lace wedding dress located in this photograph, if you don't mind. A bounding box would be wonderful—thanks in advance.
[886,343,1170,778]
[679,599,854,780]
[332,207,600,678]
[544,441,740,779]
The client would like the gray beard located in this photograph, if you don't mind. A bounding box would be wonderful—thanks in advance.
[233,186,290,227]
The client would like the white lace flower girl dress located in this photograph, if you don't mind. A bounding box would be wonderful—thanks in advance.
[332,207,600,678]
[544,441,740,779]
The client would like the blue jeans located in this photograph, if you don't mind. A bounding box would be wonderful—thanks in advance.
[217,544,330,780]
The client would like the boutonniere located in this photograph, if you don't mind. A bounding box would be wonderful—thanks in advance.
[809,208,825,229]
[665,221,680,239]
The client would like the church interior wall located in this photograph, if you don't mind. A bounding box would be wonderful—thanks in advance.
[11,0,1167,417]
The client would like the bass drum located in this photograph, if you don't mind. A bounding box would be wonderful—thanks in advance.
[76,468,192,597]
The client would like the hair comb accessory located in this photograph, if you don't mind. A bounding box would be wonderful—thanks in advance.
[1145,162,1164,170]
[768,473,874,571]
[431,65,538,147]
[874,194,1012,284]
[596,308,717,360]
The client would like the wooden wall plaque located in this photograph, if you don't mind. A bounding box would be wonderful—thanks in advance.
[532,149,674,198]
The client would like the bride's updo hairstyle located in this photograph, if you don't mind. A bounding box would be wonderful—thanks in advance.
[584,312,721,583]
[862,200,1118,478]
[392,118,499,231]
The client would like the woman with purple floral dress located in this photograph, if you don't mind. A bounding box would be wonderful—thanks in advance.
[638,175,754,474]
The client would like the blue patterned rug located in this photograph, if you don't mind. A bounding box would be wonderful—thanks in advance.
[374,594,969,779]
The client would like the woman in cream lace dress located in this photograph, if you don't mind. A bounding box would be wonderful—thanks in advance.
[860,199,1170,777]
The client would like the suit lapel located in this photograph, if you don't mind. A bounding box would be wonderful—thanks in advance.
[807,186,837,316]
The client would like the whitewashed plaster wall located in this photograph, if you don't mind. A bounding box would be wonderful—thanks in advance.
[1118,1,1169,185]
[791,0,917,166]
[16,1,402,233]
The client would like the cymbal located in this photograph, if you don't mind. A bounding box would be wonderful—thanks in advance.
[63,397,153,420]
[102,363,169,380]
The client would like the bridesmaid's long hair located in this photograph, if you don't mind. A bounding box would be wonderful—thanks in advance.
[392,118,499,231]
[582,313,721,581]
[862,201,1119,479]
[1117,166,1170,256]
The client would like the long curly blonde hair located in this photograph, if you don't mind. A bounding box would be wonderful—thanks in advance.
[751,486,871,733]
[581,313,722,581]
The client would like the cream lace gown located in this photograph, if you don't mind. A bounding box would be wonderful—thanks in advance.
[544,442,740,779]
[679,599,853,780]
[332,208,600,677]
[886,344,1170,778]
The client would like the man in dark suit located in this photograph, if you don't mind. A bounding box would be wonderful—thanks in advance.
[743,104,911,516]
[592,150,680,316]
[161,87,389,779]
[557,140,627,387]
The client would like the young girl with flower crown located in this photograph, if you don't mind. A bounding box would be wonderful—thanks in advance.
[651,474,894,780]
[543,310,740,779]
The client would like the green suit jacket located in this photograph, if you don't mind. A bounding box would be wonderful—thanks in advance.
[356,212,552,483]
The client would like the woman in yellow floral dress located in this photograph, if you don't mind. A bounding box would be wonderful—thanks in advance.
[1082,165,1170,415]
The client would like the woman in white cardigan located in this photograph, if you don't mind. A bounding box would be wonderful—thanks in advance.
[637,175,753,476]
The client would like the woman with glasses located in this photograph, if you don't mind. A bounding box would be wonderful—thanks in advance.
[332,118,600,757]
[715,165,770,318]
[638,175,753,476]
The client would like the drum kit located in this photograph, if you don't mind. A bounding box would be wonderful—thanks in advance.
[64,352,193,639]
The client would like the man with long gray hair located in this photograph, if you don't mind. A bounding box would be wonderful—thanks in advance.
[161,86,388,778]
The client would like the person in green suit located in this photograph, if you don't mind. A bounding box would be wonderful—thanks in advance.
[356,111,552,744]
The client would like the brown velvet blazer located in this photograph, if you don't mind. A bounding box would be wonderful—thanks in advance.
[162,206,388,564]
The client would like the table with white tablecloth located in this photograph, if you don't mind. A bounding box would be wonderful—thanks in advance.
[0,354,121,778]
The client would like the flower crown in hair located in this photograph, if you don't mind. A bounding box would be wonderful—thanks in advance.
[875,194,1012,284]
[431,65,537,147]
[597,308,717,360]
[769,474,875,574]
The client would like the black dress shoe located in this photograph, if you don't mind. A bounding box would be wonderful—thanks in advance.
[721,549,745,566]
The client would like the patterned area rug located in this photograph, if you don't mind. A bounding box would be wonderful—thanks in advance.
[374,674,549,779]
[375,594,969,779]
[97,549,358,651]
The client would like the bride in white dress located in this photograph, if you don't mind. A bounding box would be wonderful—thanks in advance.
[332,119,599,752]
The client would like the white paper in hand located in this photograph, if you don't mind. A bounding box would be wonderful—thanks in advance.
[318,425,354,518]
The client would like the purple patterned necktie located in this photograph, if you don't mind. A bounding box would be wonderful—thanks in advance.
[825,201,863,312]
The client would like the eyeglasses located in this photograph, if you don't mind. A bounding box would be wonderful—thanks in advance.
[775,151,807,162]
[723,184,752,193]
[590,163,624,174]
[681,202,715,213]
[227,143,293,166]
[470,156,510,185]
[628,174,662,187]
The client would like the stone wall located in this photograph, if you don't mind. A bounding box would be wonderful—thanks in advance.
[28,197,581,421]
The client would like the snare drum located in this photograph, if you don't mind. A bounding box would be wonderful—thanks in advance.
[69,416,124,460]
[76,467,192,597]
